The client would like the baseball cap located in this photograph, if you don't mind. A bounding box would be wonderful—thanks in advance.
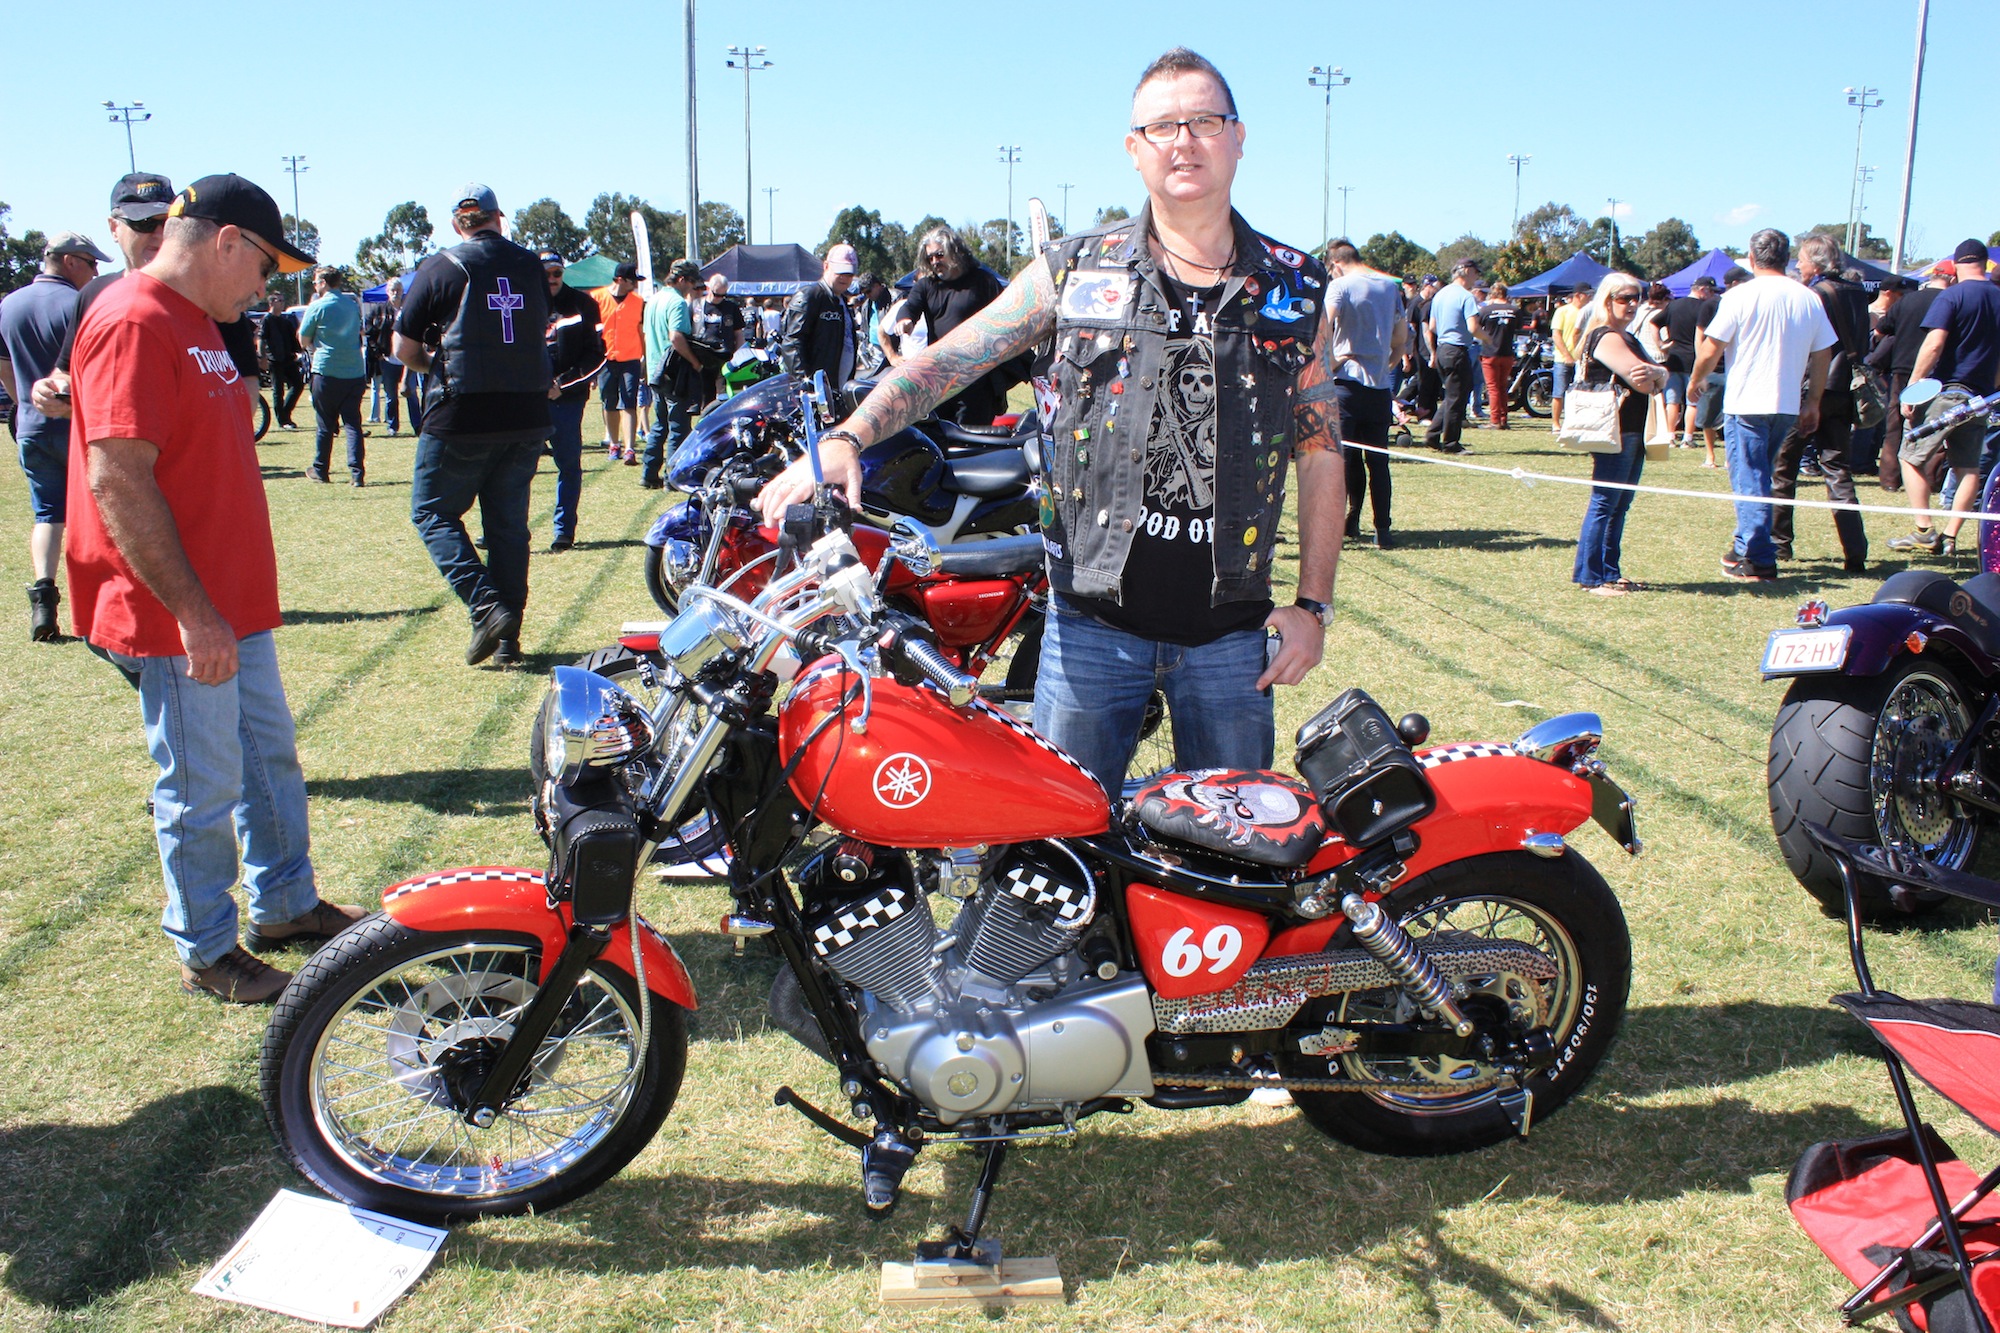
[45,232,114,263]
[826,243,859,275]
[612,260,640,282]
[1953,238,1989,266]
[110,172,174,221]
[1453,256,1481,273]
[1722,264,1752,286]
[537,249,565,268]
[1420,273,1440,285]
[456,183,500,213]
[1929,258,1957,277]
[168,174,314,272]
[666,257,701,282]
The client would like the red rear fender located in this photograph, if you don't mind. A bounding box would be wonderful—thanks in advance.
[379,866,697,1009]
[1267,753,1595,956]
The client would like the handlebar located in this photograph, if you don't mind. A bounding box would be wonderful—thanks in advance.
[883,630,978,707]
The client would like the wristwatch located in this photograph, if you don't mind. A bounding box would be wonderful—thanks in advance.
[1293,596,1333,627]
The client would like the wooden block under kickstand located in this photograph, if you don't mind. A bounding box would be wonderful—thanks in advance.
[879,1255,1064,1310]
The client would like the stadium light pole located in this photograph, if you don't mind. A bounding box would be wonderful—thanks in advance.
[281,154,308,302]
[1057,182,1075,234]
[1855,165,1878,252]
[1606,197,1621,267]
[684,0,699,263]
[997,146,1022,268]
[725,45,772,245]
[763,186,777,243]
[1338,185,1354,242]
[1892,0,1929,273]
[103,101,150,173]
[1307,66,1351,248]
[1844,84,1884,254]
[1507,153,1532,235]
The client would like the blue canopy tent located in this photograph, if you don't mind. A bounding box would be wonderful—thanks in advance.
[700,243,822,296]
[1510,252,1611,299]
[1660,248,1741,297]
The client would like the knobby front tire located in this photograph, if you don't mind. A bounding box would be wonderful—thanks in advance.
[260,917,687,1224]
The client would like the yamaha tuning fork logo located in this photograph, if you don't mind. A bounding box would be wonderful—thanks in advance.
[872,753,932,808]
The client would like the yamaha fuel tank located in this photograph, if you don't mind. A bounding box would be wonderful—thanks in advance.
[779,661,1108,845]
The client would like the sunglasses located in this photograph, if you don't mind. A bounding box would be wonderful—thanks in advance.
[121,214,165,234]
[1610,292,1642,303]
[240,232,280,284]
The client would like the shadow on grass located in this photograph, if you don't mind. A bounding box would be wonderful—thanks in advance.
[309,766,531,817]
[0,1084,274,1310]
[283,605,441,625]
[1352,527,1572,555]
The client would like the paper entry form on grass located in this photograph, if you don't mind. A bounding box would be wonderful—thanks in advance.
[192,1188,446,1327]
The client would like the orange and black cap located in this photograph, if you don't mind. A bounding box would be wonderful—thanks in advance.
[168,174,314,273]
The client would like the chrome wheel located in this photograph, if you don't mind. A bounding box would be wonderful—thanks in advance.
[308,942,643,1198]
[1870,669,1977,869]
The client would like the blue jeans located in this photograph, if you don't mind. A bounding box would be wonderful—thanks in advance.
[548,397,586,542]
[1031,595,1274,800]
[642,394,697,486]
[106,632,320,968]
[410,432,545,619]
[1724,412,1796,567]
[1573,431,1646,587]
[310,373,367,480]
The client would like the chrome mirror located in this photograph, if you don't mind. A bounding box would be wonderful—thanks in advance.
[1514,713,1603,770]
[1901,377,1942,408]
[888,517,942,578]
[542,667,656,787]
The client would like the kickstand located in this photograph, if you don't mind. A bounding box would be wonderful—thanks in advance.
[915,1138,1010,1269]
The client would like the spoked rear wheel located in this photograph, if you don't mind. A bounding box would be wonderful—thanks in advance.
[1286,851,1630,1156]
[261,919,686,1224]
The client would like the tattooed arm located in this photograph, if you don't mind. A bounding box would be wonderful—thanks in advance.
[756,257,1059,523]
[1258,313,1347,689]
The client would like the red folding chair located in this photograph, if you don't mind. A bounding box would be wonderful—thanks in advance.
[1788,824,2000,1332]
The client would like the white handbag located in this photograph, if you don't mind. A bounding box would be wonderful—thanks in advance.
[1556,330,1627,453]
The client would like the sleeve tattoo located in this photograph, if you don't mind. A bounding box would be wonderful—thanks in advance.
[1293,314,1342,455]
[847,259,1057,442]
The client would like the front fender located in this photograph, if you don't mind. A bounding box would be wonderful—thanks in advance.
[1820,603,1983,678]
[1268,754,1602,956]
[380,866,697,1010]
[644,500,701,550]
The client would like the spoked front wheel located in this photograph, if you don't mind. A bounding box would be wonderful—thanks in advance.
[1286,851,1630,1156]
[260,919,686,1223]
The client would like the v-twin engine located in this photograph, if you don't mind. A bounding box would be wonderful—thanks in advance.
[805,844,1154,1124]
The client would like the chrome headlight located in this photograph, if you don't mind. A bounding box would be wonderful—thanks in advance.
[655,597,744,677]
[543,666,656,787]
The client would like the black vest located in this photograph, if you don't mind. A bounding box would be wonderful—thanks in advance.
[435,232,551,396]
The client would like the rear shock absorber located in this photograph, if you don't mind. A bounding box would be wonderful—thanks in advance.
[1340,893,1474,1038]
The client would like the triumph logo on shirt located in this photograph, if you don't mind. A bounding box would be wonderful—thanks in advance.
[184,345,241,385]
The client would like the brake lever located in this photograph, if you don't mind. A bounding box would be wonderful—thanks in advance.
[836,640,876,734]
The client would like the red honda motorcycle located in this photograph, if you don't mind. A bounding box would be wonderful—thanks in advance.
[260,522,1641,1254]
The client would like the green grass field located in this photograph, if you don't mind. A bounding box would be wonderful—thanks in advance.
[2,403,1996,1331]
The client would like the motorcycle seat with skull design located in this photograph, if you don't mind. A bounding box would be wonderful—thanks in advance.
[1132,768,1327,869]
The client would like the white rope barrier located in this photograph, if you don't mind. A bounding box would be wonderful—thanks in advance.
[1347,437,2000,525]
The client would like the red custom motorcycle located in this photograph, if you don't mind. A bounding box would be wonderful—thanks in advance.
[261,521,1641,1258]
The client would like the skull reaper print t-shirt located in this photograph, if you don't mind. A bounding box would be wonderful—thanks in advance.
[1077,274,1272,646]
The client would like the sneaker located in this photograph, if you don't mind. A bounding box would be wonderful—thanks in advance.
[1888,529,1941,553]
[27,578,60,643]
[181,946,291,1004]
[305,467,329,483]
[1721,552,1777,582]
[467,601,522,665]
[245,899,368,952]
[623,452,641,467]
[492,638,522,667]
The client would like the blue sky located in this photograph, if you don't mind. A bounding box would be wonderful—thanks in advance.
[3,0,1992,270]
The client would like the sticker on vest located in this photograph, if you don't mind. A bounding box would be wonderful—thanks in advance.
[1060,272,1135,323]
[1260,286,1313,324]
[1266,243,1307,268]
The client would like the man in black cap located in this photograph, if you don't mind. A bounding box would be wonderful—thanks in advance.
[1891,239,2000,556]
[0,229,112,639]
[393,184,552,666]
[65,172,362,1003]
[641,256,705,490]
[540,248,604,551]
[595,261,646,463]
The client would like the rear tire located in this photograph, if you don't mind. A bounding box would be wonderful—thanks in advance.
[260,917,687,1223]
[1287,851,1629,1156]
[1769,659,1978,918]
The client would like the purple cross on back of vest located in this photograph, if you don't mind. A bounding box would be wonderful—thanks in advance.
[487,277,524,343]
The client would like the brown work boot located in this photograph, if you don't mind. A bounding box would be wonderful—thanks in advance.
[244,899,368,953]
[181,946,291,1004]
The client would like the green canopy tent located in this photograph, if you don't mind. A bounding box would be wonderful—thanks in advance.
[561,253,619,290]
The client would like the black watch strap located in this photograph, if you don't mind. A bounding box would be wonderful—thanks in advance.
[1293,596,1332,626]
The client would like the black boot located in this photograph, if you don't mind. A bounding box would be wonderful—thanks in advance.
[27,579,59,643]
[1343,513,1361,542]
[861,1126,921,1215]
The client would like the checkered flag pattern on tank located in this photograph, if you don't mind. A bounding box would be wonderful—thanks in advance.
[810,886,911,956]
[1416,741,1516,769]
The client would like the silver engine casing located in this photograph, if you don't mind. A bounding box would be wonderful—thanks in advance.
[860,974,1156,1124]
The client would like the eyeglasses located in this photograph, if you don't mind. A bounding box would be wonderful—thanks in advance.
[1131,112,1238,144]
[121,215,165,234]
[240,232,280,284]
[923,251,948,261]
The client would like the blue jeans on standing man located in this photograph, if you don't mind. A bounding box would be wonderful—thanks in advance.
[410,432,546,623]
[642,393,697,487]
[1723,412,1797,568]
[105,631,321,969]
[310,373,367,481]
[548,397,587,545]
[1573,430,1646,588]
[1031,594,1275,800]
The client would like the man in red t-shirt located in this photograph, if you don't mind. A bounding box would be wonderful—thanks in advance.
[68,173,364,1004]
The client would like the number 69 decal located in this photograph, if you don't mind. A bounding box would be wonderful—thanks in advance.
[1161,924,1243,977]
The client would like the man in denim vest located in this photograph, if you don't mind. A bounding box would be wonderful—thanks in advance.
[759,47,1345,801]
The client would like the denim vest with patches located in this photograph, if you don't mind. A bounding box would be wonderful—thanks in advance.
[1031,206,1325,607]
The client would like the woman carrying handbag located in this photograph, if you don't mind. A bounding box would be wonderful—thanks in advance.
[1568,276,1667,596]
